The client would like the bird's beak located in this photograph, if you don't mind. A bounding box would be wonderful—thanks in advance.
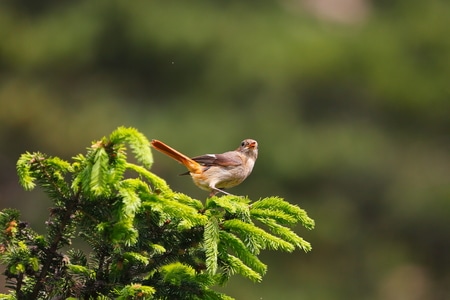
[248,141,257,149]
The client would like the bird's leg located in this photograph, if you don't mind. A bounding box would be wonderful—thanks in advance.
[209,187,234,197]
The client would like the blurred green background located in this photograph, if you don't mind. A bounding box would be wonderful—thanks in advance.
[1,0,449,299]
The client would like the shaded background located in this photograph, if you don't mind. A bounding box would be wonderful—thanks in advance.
[1,0,449,299]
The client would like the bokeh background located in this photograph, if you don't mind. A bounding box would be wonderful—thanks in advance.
[1,0,449,299]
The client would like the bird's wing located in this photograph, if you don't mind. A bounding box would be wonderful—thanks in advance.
[192,152,242,167]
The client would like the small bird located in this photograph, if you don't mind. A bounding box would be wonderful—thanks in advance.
[150,139,258,197]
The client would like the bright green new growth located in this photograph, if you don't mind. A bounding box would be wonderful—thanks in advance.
[1,126,314,299]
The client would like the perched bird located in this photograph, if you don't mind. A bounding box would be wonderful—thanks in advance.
[151,139,258,197]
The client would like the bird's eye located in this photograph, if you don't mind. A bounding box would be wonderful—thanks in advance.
[241,141,246,147]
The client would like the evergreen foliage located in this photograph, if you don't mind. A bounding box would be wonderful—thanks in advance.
[0,127,314,299]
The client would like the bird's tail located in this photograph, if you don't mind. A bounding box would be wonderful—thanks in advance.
[151,140,201,174]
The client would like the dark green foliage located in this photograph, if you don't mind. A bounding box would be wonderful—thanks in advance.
[0,127,314,299]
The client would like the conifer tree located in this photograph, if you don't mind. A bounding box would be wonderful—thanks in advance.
[0,127,314,299]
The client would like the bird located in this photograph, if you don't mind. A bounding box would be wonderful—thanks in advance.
[150,139,258,197]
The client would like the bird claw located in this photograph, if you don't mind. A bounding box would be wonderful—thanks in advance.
[209,187,234,198]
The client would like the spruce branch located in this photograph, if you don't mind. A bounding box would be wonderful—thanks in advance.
[219,231,267,275]
[204,216,220,275]
[223,219,295,252]
[109,126,153,169]
[251,196,315,230]
[30,189,81,299]
[1,127,314,299]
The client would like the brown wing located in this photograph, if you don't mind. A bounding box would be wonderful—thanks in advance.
[192,151,242,167]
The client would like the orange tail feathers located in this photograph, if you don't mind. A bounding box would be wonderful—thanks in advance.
[151,140,201,174]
